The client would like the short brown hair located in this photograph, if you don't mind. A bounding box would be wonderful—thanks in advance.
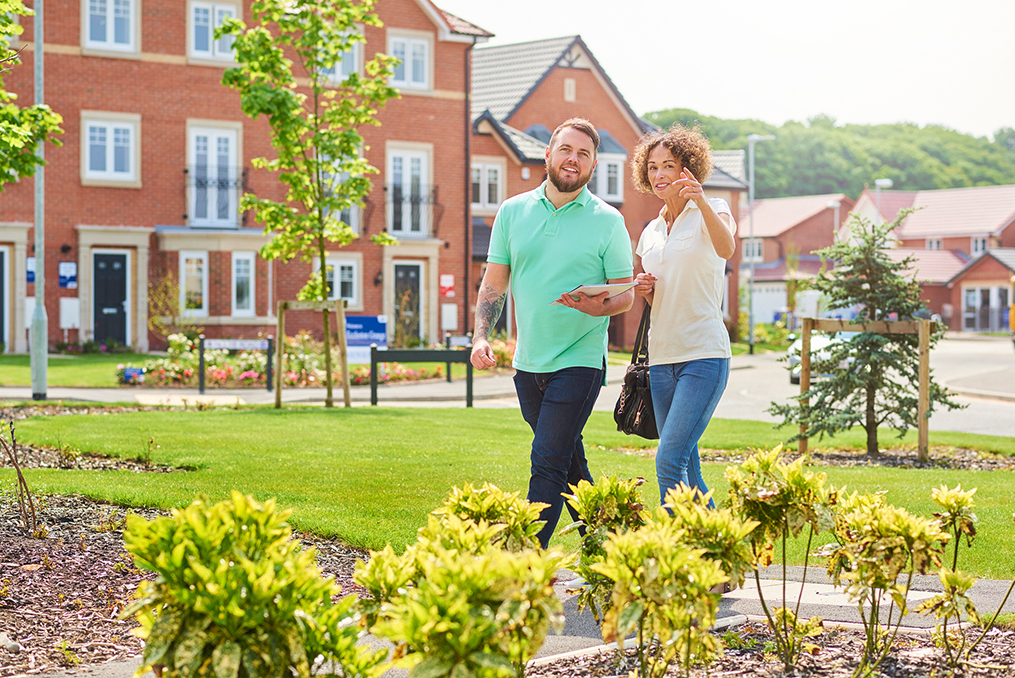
[630,123,713,193]
[548,117,600,157]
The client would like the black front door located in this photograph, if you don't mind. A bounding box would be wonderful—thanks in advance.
[0,249,5,352]
[94,253,128,346]
[394,263,421,347]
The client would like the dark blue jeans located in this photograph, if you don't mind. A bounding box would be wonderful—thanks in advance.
[514,366,603,548]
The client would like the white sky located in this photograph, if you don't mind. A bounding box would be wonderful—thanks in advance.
[434,0,1014,139]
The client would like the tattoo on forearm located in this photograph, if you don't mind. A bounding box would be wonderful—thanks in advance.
[474,283,507,339]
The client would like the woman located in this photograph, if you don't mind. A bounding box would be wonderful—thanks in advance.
[631,124,737,507]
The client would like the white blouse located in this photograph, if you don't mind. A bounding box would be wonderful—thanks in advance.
[635,197,736,365]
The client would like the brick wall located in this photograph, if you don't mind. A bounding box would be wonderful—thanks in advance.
[2,0,473,350]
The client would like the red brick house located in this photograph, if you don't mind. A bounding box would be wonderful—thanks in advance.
[944,249,1015,332]
[467,36,746,348]
[850,184,1015,330]
[852,184,1015,254]
[1,0,489,353]
[884,248,969,326]
[738,193,853,325]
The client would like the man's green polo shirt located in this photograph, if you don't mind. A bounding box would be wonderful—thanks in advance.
[488,182,633,373]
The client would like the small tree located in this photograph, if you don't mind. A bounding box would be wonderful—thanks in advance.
[769,212,963,454]
[218,0,397,406]
[1,0,63,188]
[148,272,204,343]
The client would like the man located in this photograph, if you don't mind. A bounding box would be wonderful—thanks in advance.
[470,117,634,548]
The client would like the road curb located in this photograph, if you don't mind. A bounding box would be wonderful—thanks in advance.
[526,614,750,668]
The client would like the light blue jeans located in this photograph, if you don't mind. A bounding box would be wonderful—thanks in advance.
[650,358,730,507]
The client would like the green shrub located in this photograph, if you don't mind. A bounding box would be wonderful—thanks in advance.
[825,488,949,676]
[659,486,758,589]
[561,475,648,626]
[432,481,545,552]
[725,446,835,670]
[592,521,725,678]
[355,484,565,678]
[915,485,981,667]
[371,545,567,678]
[122,492,385,678]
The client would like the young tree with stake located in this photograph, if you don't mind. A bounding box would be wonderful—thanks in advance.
[218,0,397,406]
[769,212,963,454]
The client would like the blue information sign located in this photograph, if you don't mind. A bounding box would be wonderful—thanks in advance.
[346,315,387,364]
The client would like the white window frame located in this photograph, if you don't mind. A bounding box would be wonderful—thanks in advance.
[231,251,256,318]
[188,0,238,63]
[388,31,431,91]
[187,121,241,228]
[926,238,942,250]
[80,111,141,187]
[589,154,625,203]
[471,160,504,214]
[319,253,363,311]
[82,0,139,55]
[386,144,432,238]
[563,77,576,102]
[323,35,363,84]
[319,156,363,236]
[741,239,763,263]
[972,236,987,256]
[179,250,209,318]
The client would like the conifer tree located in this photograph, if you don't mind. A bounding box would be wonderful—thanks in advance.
[769,212,963,454]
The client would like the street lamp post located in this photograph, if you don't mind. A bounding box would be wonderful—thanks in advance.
[30,0,47,400]
[747,133,774,355]
[874,178,893,220]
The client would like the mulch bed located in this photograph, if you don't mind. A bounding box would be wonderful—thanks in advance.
[2,404,1014,676]
[529,622,1015,677]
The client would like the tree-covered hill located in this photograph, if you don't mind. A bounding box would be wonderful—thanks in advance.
[644,108,1015,200]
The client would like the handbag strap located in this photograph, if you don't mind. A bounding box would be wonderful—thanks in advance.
[631,304,651,364]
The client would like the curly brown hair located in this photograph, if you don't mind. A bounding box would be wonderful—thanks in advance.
[630,123,713,194]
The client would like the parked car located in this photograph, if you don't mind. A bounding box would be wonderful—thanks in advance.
[786,331,858,385]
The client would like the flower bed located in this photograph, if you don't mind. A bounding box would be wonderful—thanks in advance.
[117,332,445,388]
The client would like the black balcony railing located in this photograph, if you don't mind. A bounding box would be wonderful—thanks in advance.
[384,183,444,237]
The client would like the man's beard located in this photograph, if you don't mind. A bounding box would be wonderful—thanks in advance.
[547,161,593,194]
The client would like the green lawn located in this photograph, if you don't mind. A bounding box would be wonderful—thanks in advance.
[5,408,1014,578]
[0,354,144,387]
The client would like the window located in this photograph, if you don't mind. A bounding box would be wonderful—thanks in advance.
[387,148,430,237]
[588,155,624,203]
[972,236,987,256]
[81,113,140,185]
[180,250,209,317]
[926,238,942,250]
[322,256,360,307]
[189,1,236,61]
[323,38,361,83]
[85,0,136,52]
[741,239,763,262]
[231,252,255,317]
[189,126,239,227]
[390,35,429,89]
[563,77,576,102]
[471,163,501,211]
[319,158,362,235]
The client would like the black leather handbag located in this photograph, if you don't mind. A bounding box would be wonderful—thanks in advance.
[613,304,658,439]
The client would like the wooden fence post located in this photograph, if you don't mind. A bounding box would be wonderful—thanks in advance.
[335,299,351,408]
[274,301,285,409]
[918,319,931,461]
[798,317,813,455]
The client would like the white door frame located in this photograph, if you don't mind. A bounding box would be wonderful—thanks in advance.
[0,245,9,353]
[393,259,425,342]
[92,248,133,347]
